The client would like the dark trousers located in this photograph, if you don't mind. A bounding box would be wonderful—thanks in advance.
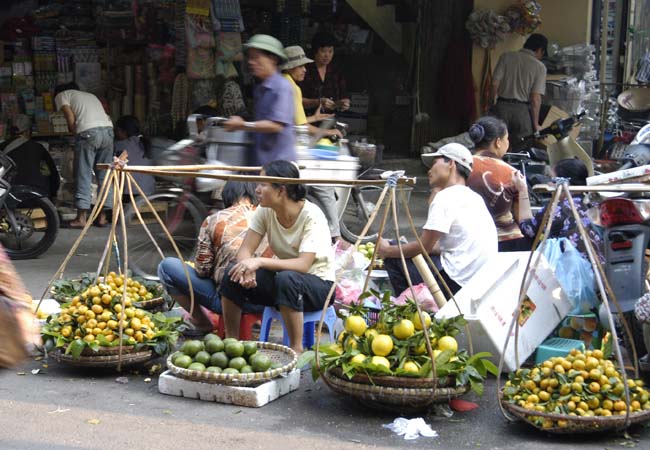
[384,255,461,296]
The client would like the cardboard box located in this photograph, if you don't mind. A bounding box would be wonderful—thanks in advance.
[435,252,572,372]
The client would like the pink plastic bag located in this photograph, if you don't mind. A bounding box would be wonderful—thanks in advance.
[394,283,439,313]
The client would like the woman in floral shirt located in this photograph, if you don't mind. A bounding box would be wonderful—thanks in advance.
[518,158,604,264]
[158,181,272,335]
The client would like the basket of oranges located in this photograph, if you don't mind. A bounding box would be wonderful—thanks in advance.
[500,348,650,433]
[41,273,181,369]
[305,291,495,413]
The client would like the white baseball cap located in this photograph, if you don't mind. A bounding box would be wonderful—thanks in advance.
[421,143,473,172]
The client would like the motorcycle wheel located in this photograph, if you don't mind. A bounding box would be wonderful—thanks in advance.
[339,186,381,244]
[122,192,208,281]
[0,196,59,259]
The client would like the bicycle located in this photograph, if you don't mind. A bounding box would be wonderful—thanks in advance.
[122,141,211,280]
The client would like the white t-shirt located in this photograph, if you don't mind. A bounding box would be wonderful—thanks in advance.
[54,90,112,134]
[424,185,497,286]
[249,200,335,282]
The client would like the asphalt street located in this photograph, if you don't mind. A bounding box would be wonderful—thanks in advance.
[1,162,649,449]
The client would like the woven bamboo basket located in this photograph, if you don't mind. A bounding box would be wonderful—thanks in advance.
[55,347,155,369]
[500,394,650,434]
[324,368,469,413]
[166,341,297,387]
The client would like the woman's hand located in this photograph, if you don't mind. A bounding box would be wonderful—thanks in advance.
[321,97,336,110]
[229,258,260,285]
[313,105,334,122]
[336,98,351,111]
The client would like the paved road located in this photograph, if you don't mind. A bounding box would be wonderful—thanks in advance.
[1,187,649,449]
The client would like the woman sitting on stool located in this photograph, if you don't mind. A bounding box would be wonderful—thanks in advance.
[220,160,335,353]
[158,180,271,336]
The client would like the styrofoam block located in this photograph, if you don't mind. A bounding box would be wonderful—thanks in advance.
[158,369,301,407]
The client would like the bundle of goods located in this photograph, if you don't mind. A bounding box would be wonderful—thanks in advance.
[501,347,650,433]
[166,334,297,386]
[305,292,497,412]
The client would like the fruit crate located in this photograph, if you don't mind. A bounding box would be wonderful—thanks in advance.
[534,337,585,365]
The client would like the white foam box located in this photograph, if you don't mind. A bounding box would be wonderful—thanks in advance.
[435,252,572,372]
[158,369,301,407]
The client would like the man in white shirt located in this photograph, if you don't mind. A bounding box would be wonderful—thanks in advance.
[54,82,114,228]
[490,34,548,149]
[377,143,497,295]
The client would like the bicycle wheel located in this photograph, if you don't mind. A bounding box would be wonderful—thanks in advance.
[339,186,381,244]
[123,193,207,280]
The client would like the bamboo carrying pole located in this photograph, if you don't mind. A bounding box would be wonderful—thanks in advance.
[412,254,446,309]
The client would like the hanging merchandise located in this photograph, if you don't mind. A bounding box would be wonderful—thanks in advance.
[216,32,243,79]
[503,1,542,36]
[465,10,510,49]
[175,0,188,67]
[186,0,211,17]
[186,15,217,79]
[171,73,190,127]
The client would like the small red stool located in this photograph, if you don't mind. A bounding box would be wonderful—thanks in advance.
[215,312,263,340]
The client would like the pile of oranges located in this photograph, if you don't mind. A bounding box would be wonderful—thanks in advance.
[502,348,650,429]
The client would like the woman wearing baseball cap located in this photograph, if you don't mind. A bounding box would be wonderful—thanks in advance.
[223,34,296,166]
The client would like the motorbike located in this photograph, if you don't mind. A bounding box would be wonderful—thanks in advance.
[590,122,650,372]
[0,154,59,259]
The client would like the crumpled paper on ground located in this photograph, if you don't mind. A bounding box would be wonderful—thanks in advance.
[383,417,438,440]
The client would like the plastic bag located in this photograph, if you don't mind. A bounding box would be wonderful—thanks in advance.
[335,269,366,306]
[542,237,598,314]
[394,283,439,313]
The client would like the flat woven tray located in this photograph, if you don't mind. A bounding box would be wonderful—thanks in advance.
[323,368,468,413]
[166,341,297,387]
[55,349,154,369]
[500,395,650,434]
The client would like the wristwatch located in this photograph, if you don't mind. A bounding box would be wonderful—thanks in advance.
[243,121,256,130]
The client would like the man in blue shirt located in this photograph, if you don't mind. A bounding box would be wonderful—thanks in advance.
[224,35,295,166]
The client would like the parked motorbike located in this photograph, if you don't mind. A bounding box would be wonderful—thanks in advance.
[590,123,650,371]
[0,154,59,259]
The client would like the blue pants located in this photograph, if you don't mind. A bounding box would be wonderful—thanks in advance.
[157,257,264,314]
[74,127,114,210]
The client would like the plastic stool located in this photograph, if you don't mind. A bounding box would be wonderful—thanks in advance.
[215,312,263,341]
[259,306,338,349]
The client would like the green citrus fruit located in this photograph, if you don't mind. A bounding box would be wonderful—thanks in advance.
[222,367,239,375]
[206,366,222,373]
[205,338,224,353]
[251,354,272,372]
[225,341,245,358]
[174,354,193,368]
[188,362,206,371]
[243,341,258,357]
[180,340,202,357]
[228,356,247,371]
[240,365,253,374]
[194,350,211,365]
[204,333,221,342]
[210,351,229,369]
